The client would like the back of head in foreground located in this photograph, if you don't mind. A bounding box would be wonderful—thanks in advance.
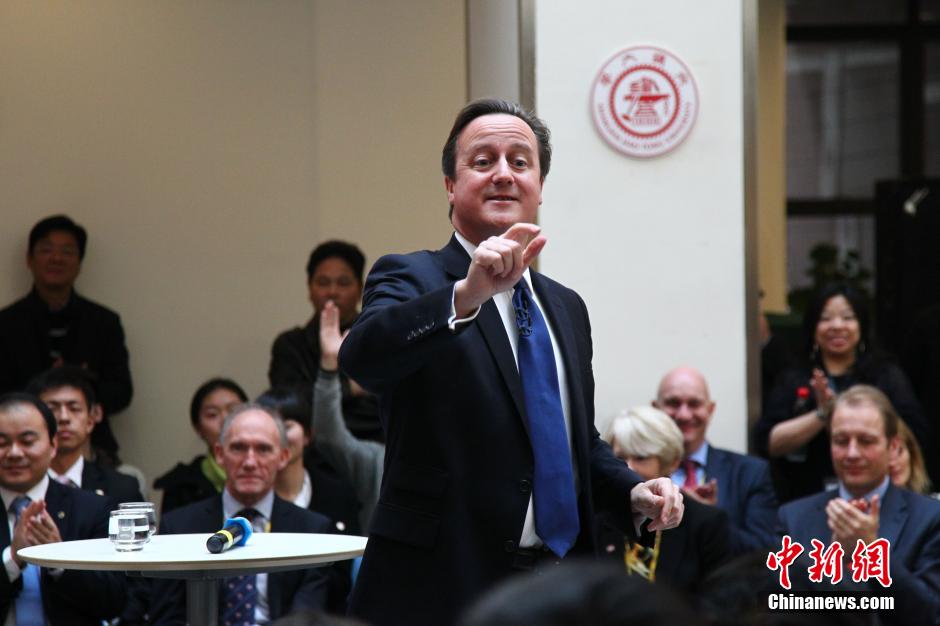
[457,558,694,626]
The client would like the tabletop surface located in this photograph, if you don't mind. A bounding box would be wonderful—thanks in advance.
[18,533,367,573]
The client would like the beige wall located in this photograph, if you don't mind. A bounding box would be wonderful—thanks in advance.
[757,0,788,312]
[0,0,465,493]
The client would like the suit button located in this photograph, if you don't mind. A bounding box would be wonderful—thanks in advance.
[504,540,516,552]
[519,479,531,494]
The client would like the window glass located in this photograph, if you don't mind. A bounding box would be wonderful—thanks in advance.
[787,43,899,199]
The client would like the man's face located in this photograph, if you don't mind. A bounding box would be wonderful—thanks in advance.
[27,230,82,291]
[445,113,544,245]
[215,410,288,506]
[308,257,362,327]
[0,403,56,493]
[39,386,95,456]
[830,401,897,498]
[654,369,715,455]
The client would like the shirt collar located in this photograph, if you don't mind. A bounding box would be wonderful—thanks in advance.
[838,476,890,503]
[1,475,51,513]
[687,441,709,467]
[222,487,275,523]
[48,456,84,488]
[453,231,533,292]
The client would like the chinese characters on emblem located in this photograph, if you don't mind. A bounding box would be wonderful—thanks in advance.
[767,536,893,589]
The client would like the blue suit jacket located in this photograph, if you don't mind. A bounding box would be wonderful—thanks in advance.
[339,236,644,626]
[778,484,940,625]
[148,494,335,624]
[705,446,779,555]
[0,480,126,625]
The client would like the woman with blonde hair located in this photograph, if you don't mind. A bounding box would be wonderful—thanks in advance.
[599,406,731,596]
[890,419,935,497]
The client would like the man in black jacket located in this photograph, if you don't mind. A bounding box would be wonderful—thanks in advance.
[0,215,132,465]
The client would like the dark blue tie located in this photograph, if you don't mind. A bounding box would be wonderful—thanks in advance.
[220,509,262,626]
[512,279,580,557]
[10,496,43,625]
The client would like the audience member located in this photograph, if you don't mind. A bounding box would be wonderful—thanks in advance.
[654,366,778,554]
[600,406,731,594]
[890,419,934,497]
[153,378,247,514]
[149,404,336,624]
[458,559,695,626]
[268,240,382,442]
[777,385,940,625]
[755,283,928,502]
[0,215,132,466]
[313,300,384,531]
[258,387,360,614]
[0,392,125,624]
[26,366,142,505]
[258,387,361,535]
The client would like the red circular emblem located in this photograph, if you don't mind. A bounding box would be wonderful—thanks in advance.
[591,46,699,158]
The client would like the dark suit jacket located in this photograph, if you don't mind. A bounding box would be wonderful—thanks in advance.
[149,494,335,624]
[0,480,126,624]
[599,497,731,595]
[778,484,940,625]
[81,458,143,506]
[705,446,778,555]
[153,454,219,516]
[0,288,132,457]
[339,236,644,626]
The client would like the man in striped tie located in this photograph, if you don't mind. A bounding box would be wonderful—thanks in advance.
[0,392,125,625]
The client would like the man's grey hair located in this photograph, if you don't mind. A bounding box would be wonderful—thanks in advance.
[218,402,288,448]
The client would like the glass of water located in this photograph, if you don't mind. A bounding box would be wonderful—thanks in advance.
[118,502,157,542]
[109,509,149,552]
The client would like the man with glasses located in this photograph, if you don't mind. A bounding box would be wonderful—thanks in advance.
[0,215,132,467]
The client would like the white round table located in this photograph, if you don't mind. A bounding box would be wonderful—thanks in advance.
[19,533,367,625]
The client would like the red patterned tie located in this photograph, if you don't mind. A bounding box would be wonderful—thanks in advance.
[682,459,698,489]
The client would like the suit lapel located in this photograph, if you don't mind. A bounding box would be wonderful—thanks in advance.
[876,485,907,546]
[705,448,730,510]
[442,237,529,433]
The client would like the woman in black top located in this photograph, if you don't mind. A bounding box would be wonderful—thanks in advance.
[754,284,927,503]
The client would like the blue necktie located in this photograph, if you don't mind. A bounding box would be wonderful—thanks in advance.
[10,496,43,626]
[220,509,262,626]
[512,279,580,557]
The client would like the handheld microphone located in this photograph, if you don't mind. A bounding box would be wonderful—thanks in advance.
[206,517,253,554]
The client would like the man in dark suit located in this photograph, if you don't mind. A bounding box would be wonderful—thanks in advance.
[0,392,126,624]
[654,366,778,555]
[0,215,132,465]
[149,403,336,624]
[27,366,142,505]
[339,98,683,626]
[778,385,940,625]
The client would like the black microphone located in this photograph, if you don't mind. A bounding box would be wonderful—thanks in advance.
[206,516,253,554]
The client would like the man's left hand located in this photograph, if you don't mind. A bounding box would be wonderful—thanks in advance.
[631,477,684,531]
